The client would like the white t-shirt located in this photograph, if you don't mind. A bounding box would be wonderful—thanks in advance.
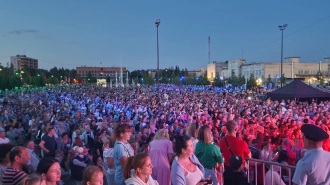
[0,137,10,144]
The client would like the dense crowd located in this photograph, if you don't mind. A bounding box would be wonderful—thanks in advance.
[0,84,330,185]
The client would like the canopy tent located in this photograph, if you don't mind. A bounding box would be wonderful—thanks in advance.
[267,79,330,101]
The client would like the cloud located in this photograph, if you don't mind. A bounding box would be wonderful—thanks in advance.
[9,29,39,35]
[35,35,59,42]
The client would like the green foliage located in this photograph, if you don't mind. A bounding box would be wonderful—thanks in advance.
[280,74,286,85]
[266,74,272,85]
[246,73,257,89]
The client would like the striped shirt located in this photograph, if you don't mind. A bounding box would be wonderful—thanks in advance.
[2,167,27,185]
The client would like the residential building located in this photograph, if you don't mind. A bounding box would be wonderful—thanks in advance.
[10,55,38,71]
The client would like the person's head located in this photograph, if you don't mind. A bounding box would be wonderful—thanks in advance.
[187,123,199,138]
[301,124,329,150]
[0,127,6,138]
[123,153,153,179]
[47,127,55,136]
[277,150,288,163]
[21,173,47,185]
[197,125,213,144]
[226,120,238,134]
[25,140,35,150]
[261,142,271,151]
[62,132,69,140]
[10,146,31,167]
[36,158,61,183]
[82,165,103,185]
[92,155,103,166]
[175,135,194,157]
[115,123,133,140]
[0,143,14,165]
[154,129,169,140]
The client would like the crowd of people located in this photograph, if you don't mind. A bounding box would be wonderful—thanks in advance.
[0,83,330,185]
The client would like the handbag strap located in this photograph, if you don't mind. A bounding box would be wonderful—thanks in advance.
[224,136,234,156]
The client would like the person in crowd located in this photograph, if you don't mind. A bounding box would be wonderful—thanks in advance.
[0,143,14,179]
[248,139,260,159]
[123,153,159,185]
[223,155,249,185]
[195,125,224,185]
[36,158,61,185]
[186,123,199,150]
[149,129,174,185]
[82,165,104,185]
[113,123,135,185]
[26,140,40,173]
[293,124,330,185]
[260,142,274,161]
[282,138,296,165]
[39,127,57,158]
[56,132,71,172]
[7,125,18,145]
[21,173,47,185]
[219,120,251,173]
[276,150,290,183]
[104,138,116,185]
[2,146,31,185]
[264,164,286,185]
[92,155,107,185]
[71,146,92,184]
[0,127,10,144]
[171,135,207,185]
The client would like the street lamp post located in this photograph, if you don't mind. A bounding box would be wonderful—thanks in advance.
[155,19,160,99]
[278,24,288,88]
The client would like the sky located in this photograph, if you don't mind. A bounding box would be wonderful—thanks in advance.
[0,0,330,71]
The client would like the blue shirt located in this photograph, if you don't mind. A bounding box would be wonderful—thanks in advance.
[113,140,134,185]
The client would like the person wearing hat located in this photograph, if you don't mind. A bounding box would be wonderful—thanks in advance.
[223,155,249,185]
[292,124,330,185]
[0,127,10,144]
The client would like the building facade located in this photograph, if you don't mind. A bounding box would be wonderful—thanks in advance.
[76,66,127,79]
[10,55,38,71]
[206,57,330,84]
[207,61,228,80]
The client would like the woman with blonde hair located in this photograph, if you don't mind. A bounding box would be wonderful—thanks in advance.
[195,125,224,185]
[149,129,174,185]
[186,123,199,150]
[123,153,159,185]
[82,165,104,185]
[21,173,46,185]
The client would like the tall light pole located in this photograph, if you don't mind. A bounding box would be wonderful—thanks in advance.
[155,19,160,98]
[278,24,288,88]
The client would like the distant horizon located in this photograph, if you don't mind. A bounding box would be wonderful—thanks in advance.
[1,1,330,71]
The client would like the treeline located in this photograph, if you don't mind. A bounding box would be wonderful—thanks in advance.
[0,64,77,91]
[130,66,210,85]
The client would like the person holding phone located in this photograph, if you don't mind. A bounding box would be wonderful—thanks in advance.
[171,135,211,185]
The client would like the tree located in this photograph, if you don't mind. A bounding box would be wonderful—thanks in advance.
[237,74,246,86]
[280,74,286,85]
[246,73,257,89]
[266,74,272,86]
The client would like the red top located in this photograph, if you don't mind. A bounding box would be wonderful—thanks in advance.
[219,135,250,167]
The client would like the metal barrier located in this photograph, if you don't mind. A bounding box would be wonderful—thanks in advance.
[246,158,296,185]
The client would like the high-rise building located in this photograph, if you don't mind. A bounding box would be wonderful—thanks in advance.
[10,55,38,71]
